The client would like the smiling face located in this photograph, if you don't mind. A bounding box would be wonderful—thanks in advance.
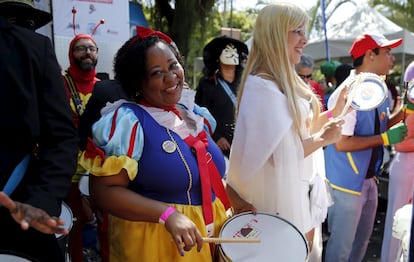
[288,25,307,65]
[140,42,185,108]
[72,38,98,71]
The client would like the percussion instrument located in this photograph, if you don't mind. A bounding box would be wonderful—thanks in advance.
[218,212,308,261]
[338,73,388,118]
[55,202,74,261]
[393,204,412,261]
[0,254,33,262]
[78,175,90,196]
[347,73,388,111]
[406,79,414,104]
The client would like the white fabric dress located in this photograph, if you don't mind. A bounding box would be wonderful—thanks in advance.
[227,75,313,234]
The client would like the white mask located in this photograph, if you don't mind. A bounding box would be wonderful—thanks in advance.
[219,44,239,65]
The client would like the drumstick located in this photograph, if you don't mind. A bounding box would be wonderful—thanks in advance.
[202,237,261,243]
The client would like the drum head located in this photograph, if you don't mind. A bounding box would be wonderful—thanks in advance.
[350,73,387,111]
[0,254,33,262]
[219,212,308,261]
[407,81,414,104]
[55,202,73,238]
[78,175,90,196]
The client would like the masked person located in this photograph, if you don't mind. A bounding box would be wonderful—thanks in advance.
[195,36,248,157]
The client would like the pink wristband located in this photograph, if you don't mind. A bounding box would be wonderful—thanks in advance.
[159,206,176,225]
[326,110,333,120]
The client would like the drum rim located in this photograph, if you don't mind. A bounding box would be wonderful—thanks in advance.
[0,251,37,262]
[78,175,90,196]
[407,81,414,104]
[55,202,74,238]
[349,73,388,111]
[219,211,309,259]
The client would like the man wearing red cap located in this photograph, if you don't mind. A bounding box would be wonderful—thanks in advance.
[63,34,100,262]
[323,33,407,261]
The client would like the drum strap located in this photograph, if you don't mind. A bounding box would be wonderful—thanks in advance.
[2,154,31,196]
[63,71,84,116]
[366,109,381,179]
[185,131,231,237]
[217,78,237,108]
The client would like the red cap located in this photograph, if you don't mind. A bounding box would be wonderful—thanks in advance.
[349,33,402,60]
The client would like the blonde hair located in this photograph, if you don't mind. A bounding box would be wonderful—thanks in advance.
[237,2,320,136]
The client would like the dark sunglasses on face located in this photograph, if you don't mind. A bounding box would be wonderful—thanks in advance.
[298,74,312,80]
[74,45,98,53]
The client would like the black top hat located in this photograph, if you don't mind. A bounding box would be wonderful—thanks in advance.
[0,0,52,29]
[203,35,249,70]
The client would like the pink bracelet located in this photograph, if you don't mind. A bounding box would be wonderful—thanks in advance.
[159,206,176,225]
[326,110,333,120]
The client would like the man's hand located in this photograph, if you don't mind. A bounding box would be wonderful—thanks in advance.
[0,192,68,235]
[381,122,408,145]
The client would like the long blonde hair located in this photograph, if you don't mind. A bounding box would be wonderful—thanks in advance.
[237,2,320,136]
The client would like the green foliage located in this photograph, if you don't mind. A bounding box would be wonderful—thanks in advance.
[129,1,256,86]
[368,0,414,33]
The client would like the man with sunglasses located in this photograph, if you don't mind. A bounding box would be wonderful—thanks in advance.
[296,53,326,109]
[62,33,100,262]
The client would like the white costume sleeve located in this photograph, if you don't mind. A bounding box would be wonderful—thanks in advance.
[227,75,312,233]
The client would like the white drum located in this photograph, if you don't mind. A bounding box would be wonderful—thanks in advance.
[55,202,73,260]
[406,79,414,104]
[348,73,388,111]
[0,254,32,262]
[55,202,73,239]
[78,175,90,196]
[218,212,308,261]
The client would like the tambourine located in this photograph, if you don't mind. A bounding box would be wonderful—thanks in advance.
[406,79,414,104]
[347,72,388,111]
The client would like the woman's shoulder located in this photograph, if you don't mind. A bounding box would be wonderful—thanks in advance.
[244,74,283,98]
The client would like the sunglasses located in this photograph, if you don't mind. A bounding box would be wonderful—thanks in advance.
[298,74,312,80]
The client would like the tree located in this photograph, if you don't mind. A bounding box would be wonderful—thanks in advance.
[138,0,217,60]
[368,0,414,32]
[131,0,255,87]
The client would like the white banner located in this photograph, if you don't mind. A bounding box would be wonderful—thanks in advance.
[52,0,129,42]
[34,0,52,39]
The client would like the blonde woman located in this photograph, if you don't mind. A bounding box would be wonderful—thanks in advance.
[226,2,346,260]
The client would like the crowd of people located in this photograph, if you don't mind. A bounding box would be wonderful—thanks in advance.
[1,1,413,262]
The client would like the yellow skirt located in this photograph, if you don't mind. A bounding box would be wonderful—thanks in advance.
[108,199,228,262]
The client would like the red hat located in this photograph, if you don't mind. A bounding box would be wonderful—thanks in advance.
[349,33,402,60]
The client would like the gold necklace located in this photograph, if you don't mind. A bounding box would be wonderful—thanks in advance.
[166,128,193,205]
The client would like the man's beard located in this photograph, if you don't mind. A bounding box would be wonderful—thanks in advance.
[74,57,97,71]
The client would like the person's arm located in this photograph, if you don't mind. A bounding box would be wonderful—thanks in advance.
[311,86,348,133]
[28,34,78,215]
[303,117,344,157]
[224,183,256,214]
[90,169,203,255]
[334,134,383,152]
[0,192,68,235]
[334,123,407,152]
